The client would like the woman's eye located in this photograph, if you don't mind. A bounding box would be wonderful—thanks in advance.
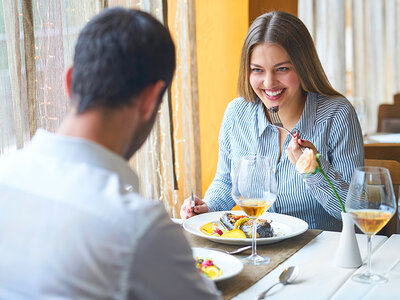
[276,67,289,72]
[251,68,262,73]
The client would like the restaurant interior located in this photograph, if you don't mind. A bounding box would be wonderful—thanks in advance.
[1,0,400,299]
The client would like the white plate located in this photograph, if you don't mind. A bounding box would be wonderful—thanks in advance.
[184,211,308,245]
[192,247,243,281]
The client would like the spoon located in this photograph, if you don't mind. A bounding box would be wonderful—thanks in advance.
[256,266,299,299]
[209,245,252,255]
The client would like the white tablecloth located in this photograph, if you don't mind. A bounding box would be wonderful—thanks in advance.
[234,231,390,299]
[364,133,400,144]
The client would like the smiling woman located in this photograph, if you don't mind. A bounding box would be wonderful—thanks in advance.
[181,11,364,232]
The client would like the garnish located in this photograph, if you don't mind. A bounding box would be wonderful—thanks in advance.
[195,257,223,279]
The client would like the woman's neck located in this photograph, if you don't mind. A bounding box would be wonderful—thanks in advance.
[277,92,307,130]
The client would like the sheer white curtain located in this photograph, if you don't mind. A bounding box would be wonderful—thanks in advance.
[0,0,200,217]
[1,0,101,154]
[298,0,400,133]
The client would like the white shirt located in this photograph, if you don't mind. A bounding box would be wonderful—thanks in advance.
[0,130,221,300]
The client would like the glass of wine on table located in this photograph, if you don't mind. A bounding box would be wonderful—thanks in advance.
[231,156,277,265]
[346,166,396,284]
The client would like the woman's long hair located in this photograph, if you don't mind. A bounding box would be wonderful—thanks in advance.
[238,11,343,102]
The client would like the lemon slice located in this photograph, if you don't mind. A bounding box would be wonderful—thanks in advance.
[220,228,246,239]
[200,222,215,235]
[203,265,223,279]
[234,217,250,229]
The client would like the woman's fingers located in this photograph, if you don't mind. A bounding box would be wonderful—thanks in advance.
[180,198,193,220]
[193,202,209,214]
[179,195,209,220]
[287,134,302,161]
[287,132,318,165]
[298,138,318,155]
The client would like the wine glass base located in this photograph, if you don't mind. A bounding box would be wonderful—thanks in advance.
[352,273,388,284]
[241,254,270,266]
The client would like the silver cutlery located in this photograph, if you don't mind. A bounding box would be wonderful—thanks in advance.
[209,245,252,255]
[191,189,195,212]
[268,106,295,138]
[256,266,299,299]
[268,106,304,152]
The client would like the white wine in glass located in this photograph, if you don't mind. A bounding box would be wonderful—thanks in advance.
[346,167,396,284]
[232,156,277,265]
[350,209,393,235]
[235,198,275,218]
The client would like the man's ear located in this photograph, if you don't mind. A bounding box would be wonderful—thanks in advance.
[65,66,73,98]
[139,80,165,121]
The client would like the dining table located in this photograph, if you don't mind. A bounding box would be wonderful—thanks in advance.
[364,133,400,162]
[181,224,400,299]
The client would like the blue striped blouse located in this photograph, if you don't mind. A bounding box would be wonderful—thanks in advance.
[203,92,364,231]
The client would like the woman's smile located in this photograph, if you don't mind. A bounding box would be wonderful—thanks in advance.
[262,88,286,100]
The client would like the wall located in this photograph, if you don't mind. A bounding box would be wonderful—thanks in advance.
[196,0,298,196]
[249,0,298,25]
[196,0,249,195]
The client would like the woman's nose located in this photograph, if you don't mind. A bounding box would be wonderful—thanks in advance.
[263,71,276,87]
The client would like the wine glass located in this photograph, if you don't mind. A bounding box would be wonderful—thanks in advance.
[346,166,396,284]
[398,186,400,222]
[231,156,277,265]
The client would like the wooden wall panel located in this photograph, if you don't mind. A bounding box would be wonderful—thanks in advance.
[196,0,249,196]
[249,0,298,25]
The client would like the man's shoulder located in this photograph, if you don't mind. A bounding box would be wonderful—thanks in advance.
[0,148,29,182]
[118,192,171,228]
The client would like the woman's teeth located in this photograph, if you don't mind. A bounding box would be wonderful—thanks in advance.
[264,89,284,97]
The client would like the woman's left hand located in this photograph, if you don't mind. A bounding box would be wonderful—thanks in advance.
[287,132,318,166]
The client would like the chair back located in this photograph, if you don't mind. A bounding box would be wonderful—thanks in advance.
[377,93,400,132]
[364,159,400,236]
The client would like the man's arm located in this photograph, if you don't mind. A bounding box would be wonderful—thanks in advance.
[128,206,221,300]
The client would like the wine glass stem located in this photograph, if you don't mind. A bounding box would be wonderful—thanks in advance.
[252,218,257,256]
[366,235,372,276]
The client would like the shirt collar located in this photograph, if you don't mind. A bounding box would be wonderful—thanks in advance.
[29,129,139,193]
[256,100,269,137]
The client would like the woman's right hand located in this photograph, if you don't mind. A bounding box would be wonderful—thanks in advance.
[180,195,209,220]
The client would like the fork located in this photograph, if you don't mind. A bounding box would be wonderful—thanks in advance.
[209,245,252,255]
[268,106,304,151]
[268,106,295,138]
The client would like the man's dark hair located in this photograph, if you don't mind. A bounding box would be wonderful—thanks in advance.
[71,7,175,113]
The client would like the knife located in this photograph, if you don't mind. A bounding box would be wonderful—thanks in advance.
[191,189,195,213]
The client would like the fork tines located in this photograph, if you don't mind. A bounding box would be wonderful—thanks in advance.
[268,106,283,127]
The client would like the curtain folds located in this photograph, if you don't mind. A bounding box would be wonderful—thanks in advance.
[3,0,26,150]
[298,0,400,134]
[22,0,36,139]
[0,0,200,217]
